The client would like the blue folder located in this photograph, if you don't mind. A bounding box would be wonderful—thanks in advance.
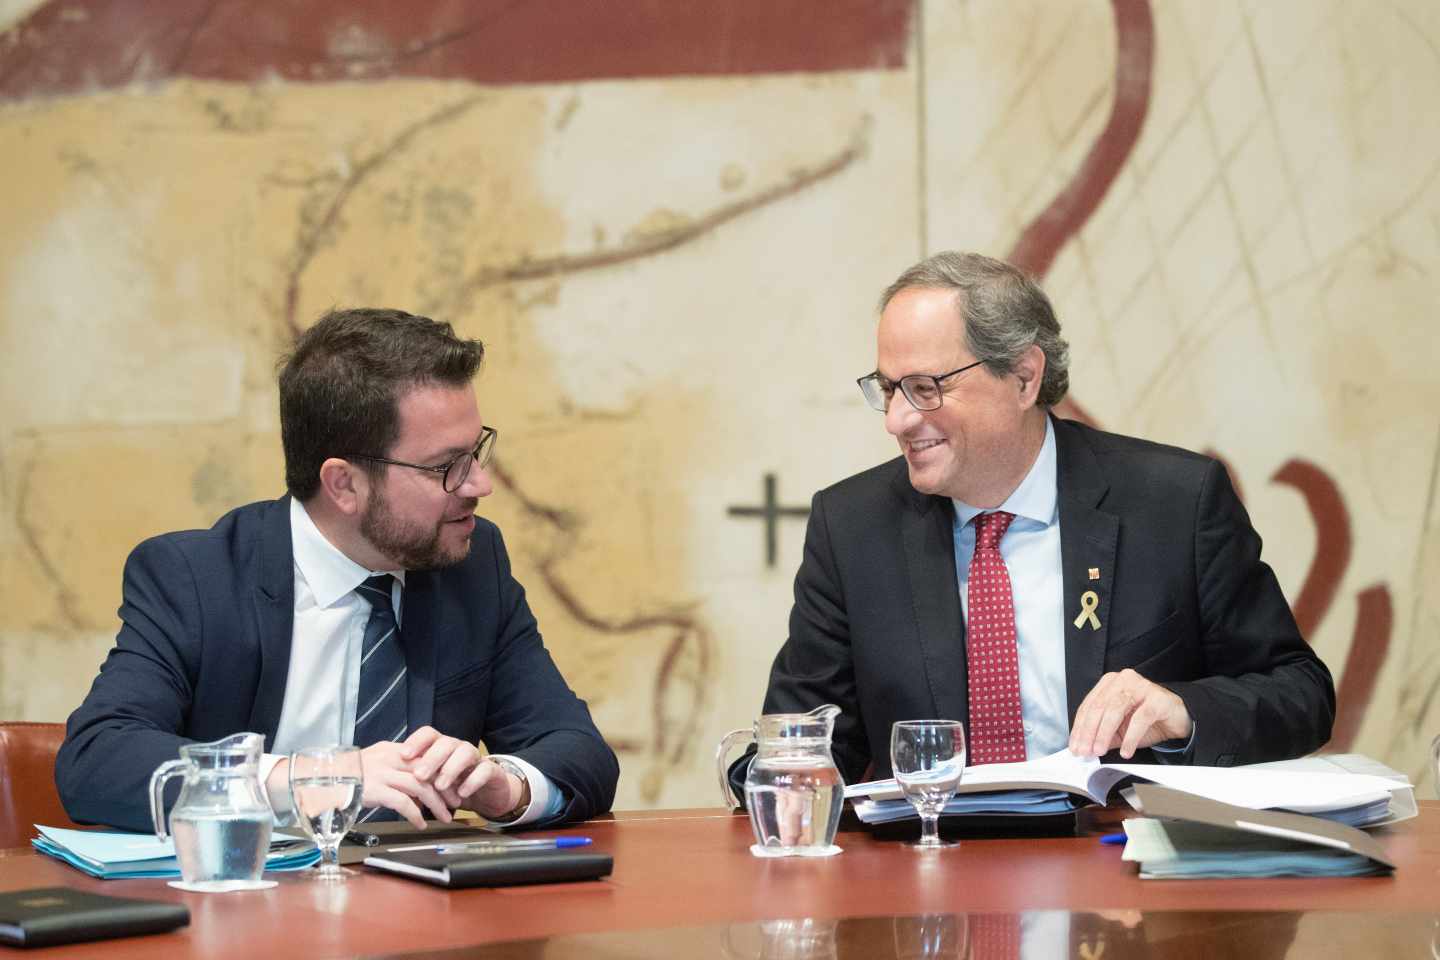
[32,825,320,879]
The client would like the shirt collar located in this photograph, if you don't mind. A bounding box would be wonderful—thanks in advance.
[951,415,1058,528]
[290,497,406,609]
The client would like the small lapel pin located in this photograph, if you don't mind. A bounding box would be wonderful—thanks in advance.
[1088,567,1100,581]
[1074,590,1101,631]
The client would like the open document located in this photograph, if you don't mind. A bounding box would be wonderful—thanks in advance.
[843,750,1416,828]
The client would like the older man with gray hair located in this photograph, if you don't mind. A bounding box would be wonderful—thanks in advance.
[753,251,1334,783]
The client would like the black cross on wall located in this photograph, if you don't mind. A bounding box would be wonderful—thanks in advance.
[727,473,810,568]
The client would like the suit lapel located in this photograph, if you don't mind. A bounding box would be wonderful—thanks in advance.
[400,572,437,735]
[895,471,968,725]
[250,497,296,745]
[1053,419,1119,725]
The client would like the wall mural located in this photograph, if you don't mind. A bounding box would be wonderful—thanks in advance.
[2,0,1436,807]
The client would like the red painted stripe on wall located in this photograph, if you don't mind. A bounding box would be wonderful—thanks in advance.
[0,0,914,102]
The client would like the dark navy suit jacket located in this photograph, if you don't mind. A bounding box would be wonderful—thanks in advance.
[753,417,1335,786]
[56,497,618,832]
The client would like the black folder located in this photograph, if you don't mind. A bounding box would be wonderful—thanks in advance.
[363,848,613,888]
[0,887,189,949]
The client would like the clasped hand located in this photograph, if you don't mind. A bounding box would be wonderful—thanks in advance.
[269,727,524,829]
[359,727,525,828]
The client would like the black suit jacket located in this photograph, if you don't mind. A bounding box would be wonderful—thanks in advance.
[758,417,1334,784]
[56,497,618,832]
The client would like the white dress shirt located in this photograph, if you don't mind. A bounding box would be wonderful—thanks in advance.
[952,417,1070,758]
[258,498,558,826]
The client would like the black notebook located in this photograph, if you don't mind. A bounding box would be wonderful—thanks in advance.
[363,848,613,888]
[0,887,189,949]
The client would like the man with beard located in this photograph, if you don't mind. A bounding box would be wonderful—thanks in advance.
[57,309,618,832]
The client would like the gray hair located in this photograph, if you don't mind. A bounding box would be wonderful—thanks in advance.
[878,251,1070,407]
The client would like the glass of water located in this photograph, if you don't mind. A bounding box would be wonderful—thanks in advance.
[289,745,364,880]
[891,720,966,849]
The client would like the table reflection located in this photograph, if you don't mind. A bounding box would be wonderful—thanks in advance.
[723,917,839,960]
[381,909,1440,959]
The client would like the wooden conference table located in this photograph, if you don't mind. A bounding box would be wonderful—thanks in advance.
[3,803,1438,958]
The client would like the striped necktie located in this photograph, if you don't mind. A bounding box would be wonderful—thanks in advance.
[353,574,408,749]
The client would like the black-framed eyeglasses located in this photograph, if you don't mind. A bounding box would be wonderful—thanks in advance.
[857,359,988,412]
[348,426,497,493]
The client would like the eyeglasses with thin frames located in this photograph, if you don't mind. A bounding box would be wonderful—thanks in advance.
[348,425,496,493]
[856,359,987,412]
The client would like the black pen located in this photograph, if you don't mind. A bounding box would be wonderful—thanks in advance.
[345,830,381,847]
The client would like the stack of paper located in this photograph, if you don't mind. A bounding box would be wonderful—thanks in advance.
[1120,784,1395,879]
[844,750,1416,828]
[32,826,320,879]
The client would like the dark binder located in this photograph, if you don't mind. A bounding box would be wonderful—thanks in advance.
[363,848,613,888]
[864,809,1080,841]
[0,887,190,949]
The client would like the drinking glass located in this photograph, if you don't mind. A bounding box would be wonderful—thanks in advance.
[289,745,364,881]
[892,913,968,959]
[891,720,966,849]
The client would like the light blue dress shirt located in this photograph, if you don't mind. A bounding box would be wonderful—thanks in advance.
[951,418,1191,759]
[952,418,1069,759]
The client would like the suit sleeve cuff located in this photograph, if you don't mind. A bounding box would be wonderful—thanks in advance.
[487,754,565,827]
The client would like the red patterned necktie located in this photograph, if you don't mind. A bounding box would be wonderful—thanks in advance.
[966,511,1027,765]
[968,912,1022,960]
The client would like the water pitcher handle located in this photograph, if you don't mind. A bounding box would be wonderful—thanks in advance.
[714,728,754,810]
[149,759,188,841]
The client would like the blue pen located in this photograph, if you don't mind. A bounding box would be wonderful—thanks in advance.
[434,837,593,854]
[1098,832,1127,846]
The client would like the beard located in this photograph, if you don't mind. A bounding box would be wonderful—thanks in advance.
[360,482,476,571]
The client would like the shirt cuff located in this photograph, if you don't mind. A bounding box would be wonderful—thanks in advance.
[259,752,296,824]
[1150,723,1197,754]
[487,754,565,827]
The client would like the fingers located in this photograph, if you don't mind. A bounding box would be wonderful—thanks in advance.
[1068,670,1192,758]
[360,738,456,826]
[1094,688,1139,758]
[1067,679,1110,757]
[457,761,529,820]
[776,789,806,846]
[1069,672,1139,757]
[412,735,458,779]
[411,777,453,823]
[429,742,480,794]
[374,772,451,825]
[360,761,427,830]
[1118,695,1163,759]
[366,784,427,830]
[399,726,442,761]
[456,757,502,801]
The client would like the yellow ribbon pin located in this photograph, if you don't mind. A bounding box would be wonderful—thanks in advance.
[1074,590,1101,631]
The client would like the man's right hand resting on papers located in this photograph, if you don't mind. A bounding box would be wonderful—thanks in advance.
[264,726,527,829]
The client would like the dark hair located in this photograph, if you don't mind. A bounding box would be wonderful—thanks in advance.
[878,251,1070,407]
[278,308,485,500]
